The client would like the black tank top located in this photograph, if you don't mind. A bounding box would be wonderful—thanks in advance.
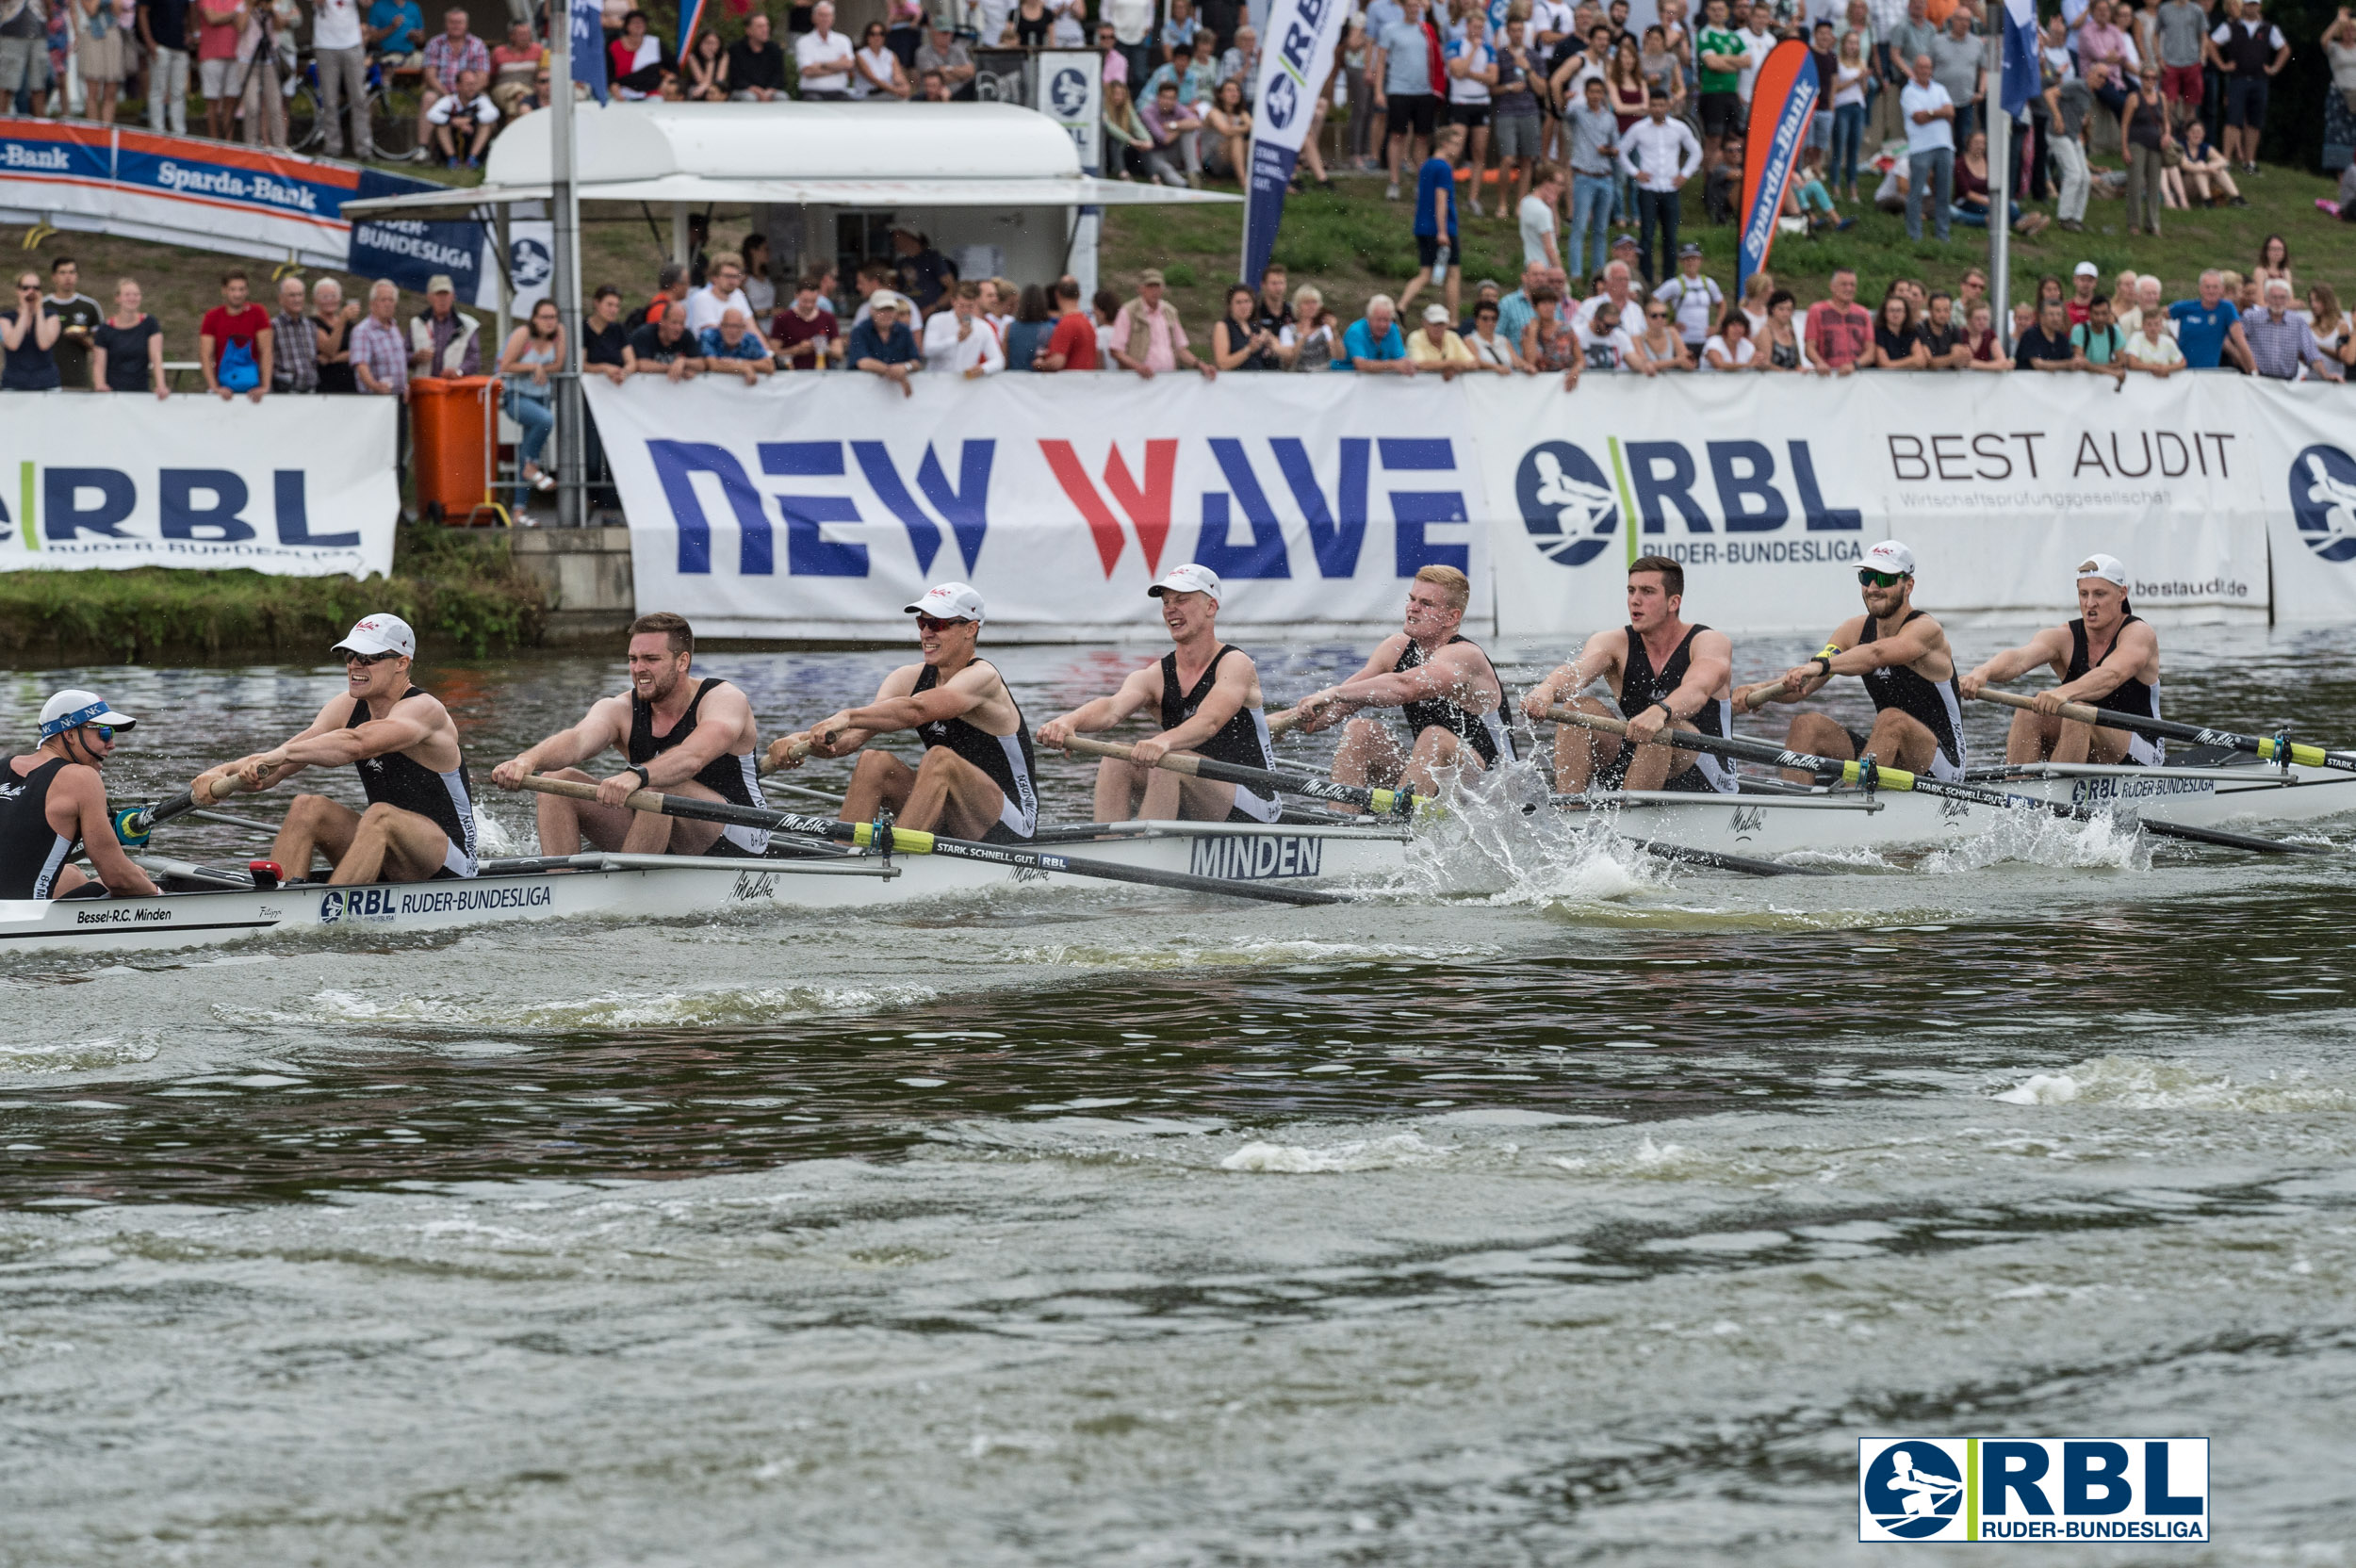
[2065,614,2159,722]
[346,689,479,871]
[1158,646,1275,772]
[0,755,79,899]
[629,677,762,809]
[1395,635,1516,766]
[1605,626,1735,794]
[911,662,1039,841]
[1857,610,1967,769]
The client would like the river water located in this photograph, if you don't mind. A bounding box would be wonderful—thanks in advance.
[2,629,2351,1566]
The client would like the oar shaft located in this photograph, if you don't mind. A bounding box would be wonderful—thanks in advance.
[1972,689,2356,775]
[1054,733,1422,817]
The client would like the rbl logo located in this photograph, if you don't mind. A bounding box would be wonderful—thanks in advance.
[1516,436,1860,567]
[2291,445,2356,563]
[0,468,353,549]
[1857,1437,2209,1544]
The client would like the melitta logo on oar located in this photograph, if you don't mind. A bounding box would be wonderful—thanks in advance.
[1858,1437,2208,1543]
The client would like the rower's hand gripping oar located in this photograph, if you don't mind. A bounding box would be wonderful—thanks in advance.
[1971,688,2356,776]
[1542,705,2325,857]
[114,773,258,847]
[1047,732,1432,819]
[512,773,1348,906]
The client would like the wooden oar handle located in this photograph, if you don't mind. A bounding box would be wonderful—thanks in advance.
[1972,688,2106,726]
[1736,679,1790,713]
[518,772,671,814]
[1050,732,1204,776]
[757,727,854,777]
[1542,704,1651,742]
[1265,707,1302,736]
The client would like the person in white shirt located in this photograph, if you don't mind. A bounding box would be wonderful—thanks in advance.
[1446,13,1498,214]
[685,252,760,338]
[1652,243,1723,351]
[1898,52,1954,243]
[924,282,1007,377]
[1575,258,1644,333]
[1575,299,1650,373]
[794,1,857,97]
[1518,165,1563,270]
[2122,309,2184,375]
[1615,89,1702,286]
[1735,0,1775,103]
[426,71,500,168]
[1700,308,1759,369]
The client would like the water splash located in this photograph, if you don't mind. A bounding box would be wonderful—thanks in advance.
[1995,1054,2354,1112]
[248,983,940,1032]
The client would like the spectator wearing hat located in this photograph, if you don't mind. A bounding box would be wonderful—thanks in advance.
[1110,270,1214,380]
[850,292,922,396]
[2067,261,2102,325]
[1653,243,1723,355]
[1405,302,1476,378]
[409,274,481,378]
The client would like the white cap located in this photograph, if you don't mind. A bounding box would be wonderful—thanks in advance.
[2075,551,2129,588]
[1148,563,1222,605]
[332,613,417,659]
[2073,260,2101,278]
[1422,303,1452,324]
[39,689,135,740]
[1859,540,1916,576]
[905,582,985,624]
[869,290,907,313]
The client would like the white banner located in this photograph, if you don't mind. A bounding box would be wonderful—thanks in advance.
[2254,383,2356,626]
[0,395,398,580]
[1466,372,2274,638]
[587,373,1491,641]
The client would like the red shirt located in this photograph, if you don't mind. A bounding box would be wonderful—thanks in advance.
[1045,311,1099,371]
[200,303,270,368]
[1803,299,1871,370]
[769,303,836,367]
[2066,299,2094,325]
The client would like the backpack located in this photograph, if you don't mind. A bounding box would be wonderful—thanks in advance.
[218,337,260,393]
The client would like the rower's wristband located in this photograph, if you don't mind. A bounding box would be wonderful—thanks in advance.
[1810,655,1833,676]
[1655,700,1675,723]
[626,764,651,788]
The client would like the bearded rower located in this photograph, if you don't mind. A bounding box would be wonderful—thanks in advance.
[1288,565,1516,808]
[1958,553,2164,765]
[0,691,160,900]
[770,582,1039,842]
[193,614,480,885]
[1035,564,1282,823]
[490,612,769,855]
[1521,554,1736,793]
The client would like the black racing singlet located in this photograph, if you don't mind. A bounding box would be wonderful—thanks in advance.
[629,676,769,853]
[2066,614,2163,766]
[1159,645,1280,825]
[911,662,1039,842]
[1604,624,1735,793]
[1395,635,1517,766]
[347,689,480,877]
[0,756,79,898]
[1857,610,1968,776]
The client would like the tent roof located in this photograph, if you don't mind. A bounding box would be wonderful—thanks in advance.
[341,101,1238,217]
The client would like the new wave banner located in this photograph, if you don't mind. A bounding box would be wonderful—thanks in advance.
[1464,372,2270,640]
[0,395,398,580]
[0,116,442,270]
[1242,0,1348,288]
[1737,41,1818,292]
[585,373,1490,641]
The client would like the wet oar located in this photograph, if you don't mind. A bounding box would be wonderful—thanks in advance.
[1972,689,2356,775]
[512,774,1347,906]
[1049,733,1429,818]
[1542,706,2324,857]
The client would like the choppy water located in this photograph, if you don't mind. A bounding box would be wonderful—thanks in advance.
[3,629,2354,1565]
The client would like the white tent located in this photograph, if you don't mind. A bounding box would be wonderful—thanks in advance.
[340,100,1235,300]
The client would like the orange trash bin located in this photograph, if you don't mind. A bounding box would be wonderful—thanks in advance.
[409,376,501,524]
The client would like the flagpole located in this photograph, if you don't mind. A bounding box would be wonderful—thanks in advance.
[1988,28,2010,354]
[551,0,584,529]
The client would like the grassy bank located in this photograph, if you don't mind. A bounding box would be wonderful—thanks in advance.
[0,526,543,666]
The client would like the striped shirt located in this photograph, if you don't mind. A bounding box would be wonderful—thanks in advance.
[350,315,408,395]
[2243,309,2342,382]
[421,28,488,84]
[270,309,318,393]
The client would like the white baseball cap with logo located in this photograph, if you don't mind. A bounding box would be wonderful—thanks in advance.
[333,613,417,660]
[1148,563,1222,604]
[1858,540,1916,577]
[39,688,136,740]
[905,582,986,624]
[2073,260,2101,279]
[2075,552,2129,588]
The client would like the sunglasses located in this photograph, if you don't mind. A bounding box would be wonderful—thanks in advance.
[343,649,401,664]
[1857,569,1908,588]
[84,726,116,743]
[914,614,971,633]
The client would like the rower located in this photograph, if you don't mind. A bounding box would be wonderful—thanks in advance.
[1958,553,2164,765]
[489,612,769,856]
[1520,554,1736,793]
[0,691,159,900]
[770,582,1039,842]
[1034,564,1281,824]
[1287,564,1516,809]
[194,614,480,885]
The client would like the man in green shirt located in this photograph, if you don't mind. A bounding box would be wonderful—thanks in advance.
[2070,295,2127,384]
[1695,0,1747,167]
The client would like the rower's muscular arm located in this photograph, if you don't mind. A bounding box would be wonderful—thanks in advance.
[1037,665,1159,750]
[57,768,159,897]
[490,695,630,789]
[634,682,754,789]
[1739,616,1864,708]
[267,701,440,777]
[1520,629,1622,718]
[1828,612,1948,680]
[1328,644,1492,711]
[1134,654,1259,765]
[1957,627,2071,699]
[1288,639,1407,731]
[2052,618,2160,706]
[192,699,348,798]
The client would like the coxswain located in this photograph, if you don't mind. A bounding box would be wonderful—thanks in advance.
[1733,541,1969,783]
[0,691,159,900]
[1035,564,1281,823]
[194,614,480,884]
[1286,564,1516,808]
[489,612,769,855]
[769,583,1039,842]
[1520,554,1736,792]
[1957,553,2164,765]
